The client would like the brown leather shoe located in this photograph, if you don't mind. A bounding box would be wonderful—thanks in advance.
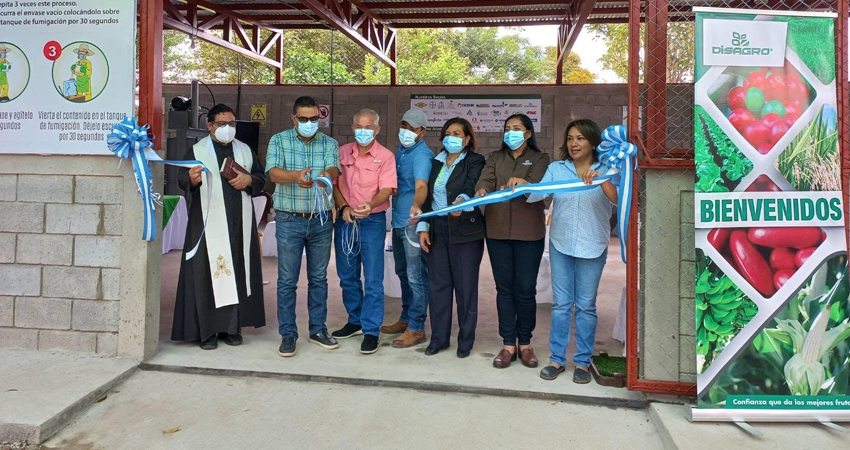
[493,348,517,368]
[391,330,426,348]
[381,320,408,335]
[519,347,539,368]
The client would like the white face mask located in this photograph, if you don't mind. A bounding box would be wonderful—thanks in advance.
[214,125,236,144]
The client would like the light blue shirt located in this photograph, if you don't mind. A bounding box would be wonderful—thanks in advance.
[416,151,470,233]
[392,139,433,229]
[527,160,620,259]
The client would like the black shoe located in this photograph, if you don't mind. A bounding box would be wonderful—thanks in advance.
[199,335,217,350]
[332,323,363,339]
[278,337,296,357]
[540,364,566,380]
[309,330,340,350]
[573,367,592,384]
[224,333,243,346]
[360,335,379,354]
[457,349,471,359]
[424,346,441,356]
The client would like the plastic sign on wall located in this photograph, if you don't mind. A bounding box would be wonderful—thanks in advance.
[411,94,542,133]
[693,8,850,422]
[0,0,135,155]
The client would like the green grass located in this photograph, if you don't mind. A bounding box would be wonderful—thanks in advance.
[593,355,627,377]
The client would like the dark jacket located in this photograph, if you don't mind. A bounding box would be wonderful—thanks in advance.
[421,150,486,244]
[474,148,549,241]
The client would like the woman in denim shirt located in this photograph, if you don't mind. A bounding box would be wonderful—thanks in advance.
[528,119,619,383]
[412,118,485,358]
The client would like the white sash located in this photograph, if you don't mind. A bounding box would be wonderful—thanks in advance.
[193,137,254,308]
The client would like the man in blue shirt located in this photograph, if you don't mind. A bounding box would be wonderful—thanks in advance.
[382,109,433,348]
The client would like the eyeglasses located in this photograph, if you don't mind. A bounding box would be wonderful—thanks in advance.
[296,116,320,124]
[213,121,237,128]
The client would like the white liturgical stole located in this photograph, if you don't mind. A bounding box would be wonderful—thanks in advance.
[192,136,254,308]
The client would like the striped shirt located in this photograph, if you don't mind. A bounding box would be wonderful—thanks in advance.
[415,150,471,233]
[527,160,620,259]
[265,128,340,213]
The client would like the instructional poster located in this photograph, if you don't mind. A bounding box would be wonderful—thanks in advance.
[0,0,135,155]
[693,8,850,421]
[410,94,542,133]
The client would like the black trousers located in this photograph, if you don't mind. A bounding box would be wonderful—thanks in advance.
[486,237,545,346]
[427,217,485,352]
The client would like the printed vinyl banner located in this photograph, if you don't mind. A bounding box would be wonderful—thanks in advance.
[694,8,850,421]
[0,0,136,155]
[410,94,542,133]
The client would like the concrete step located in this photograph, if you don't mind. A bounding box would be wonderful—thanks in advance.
[0,350,136,444]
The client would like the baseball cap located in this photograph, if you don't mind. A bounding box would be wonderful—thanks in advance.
[401,109,427,129]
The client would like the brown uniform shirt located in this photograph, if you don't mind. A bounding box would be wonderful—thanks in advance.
[475,148,550,241]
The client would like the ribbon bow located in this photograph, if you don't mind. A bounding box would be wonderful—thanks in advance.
[107,116,211,258]
[596,125,638,263]
[107,117,161,242]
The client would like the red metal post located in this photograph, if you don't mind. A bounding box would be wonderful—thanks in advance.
[389,36,397,86]
[625,0,641,393]
[276,32,284,85]
[644,0,668,158]
[138,0,163,150]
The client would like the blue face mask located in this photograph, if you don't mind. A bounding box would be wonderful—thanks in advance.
[354,129,374,146]
[443,136,464,154]
[297,121,319,138]
[78,54,85,60]
[398,129,418,148]
[503,131,527,150]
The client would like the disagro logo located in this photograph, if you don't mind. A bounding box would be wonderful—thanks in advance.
[712,31,774,56]
[703,19,787,67]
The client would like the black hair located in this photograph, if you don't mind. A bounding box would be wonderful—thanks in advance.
[440,117,477,153]
[500,114,540,152]
[207,103,235,123]
[560,119,602,161]
[293,96,319,115]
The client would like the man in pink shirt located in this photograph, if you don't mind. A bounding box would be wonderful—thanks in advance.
[332,108,398,354]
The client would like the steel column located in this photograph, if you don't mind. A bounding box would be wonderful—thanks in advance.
[139,0,163,150]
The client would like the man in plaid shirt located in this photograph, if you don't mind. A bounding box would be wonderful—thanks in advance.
[266,96,340,358]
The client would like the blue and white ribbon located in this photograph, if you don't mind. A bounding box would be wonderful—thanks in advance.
[308,175,334,226]
[597,125,637,262]
[415,125,637,263]
[107,116,212,258]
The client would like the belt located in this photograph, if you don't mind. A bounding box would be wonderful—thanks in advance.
[282,211,330,219]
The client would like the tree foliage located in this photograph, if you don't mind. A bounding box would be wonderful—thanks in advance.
[587,22,694,83]
[163,28,595,85]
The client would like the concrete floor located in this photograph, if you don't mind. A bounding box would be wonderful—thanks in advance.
[153,233,632,403]
[0,350,136,444]
[43,370,665,450]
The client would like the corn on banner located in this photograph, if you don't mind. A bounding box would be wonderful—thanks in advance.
[693,8,850,422]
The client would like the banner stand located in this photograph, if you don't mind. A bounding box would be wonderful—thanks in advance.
[693,7,850,423]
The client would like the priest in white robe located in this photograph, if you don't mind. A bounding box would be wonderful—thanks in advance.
[172,103,266,350]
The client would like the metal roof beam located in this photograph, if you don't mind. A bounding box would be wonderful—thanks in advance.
[163,1,284,68]
[379,9,568,20]
[366,0,621,8]
[296,0,396,68]
[557,0,596,66]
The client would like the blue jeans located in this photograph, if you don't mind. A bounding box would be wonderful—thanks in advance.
[275,210,333,339]
[334,212,386,336]
[548,245,607,367]
[392,225,429,332]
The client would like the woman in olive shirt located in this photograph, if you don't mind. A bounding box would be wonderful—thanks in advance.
[474,114,550,369]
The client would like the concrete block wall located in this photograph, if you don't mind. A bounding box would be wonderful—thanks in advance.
[638,168,696,383]
[0,156,161,360]
[162,84,636,165]
[0,172,121,355]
